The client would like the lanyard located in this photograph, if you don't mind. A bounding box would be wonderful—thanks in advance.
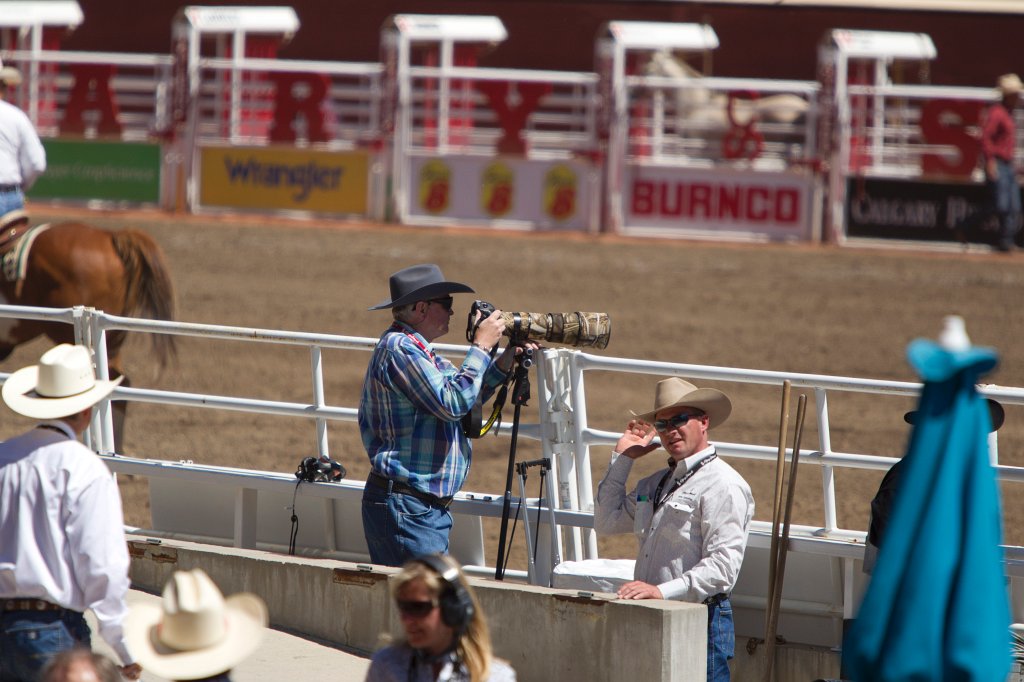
[653,453,717,510]
[391,325,443,368]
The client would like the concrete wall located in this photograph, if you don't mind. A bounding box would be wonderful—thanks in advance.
[127,535,712,682]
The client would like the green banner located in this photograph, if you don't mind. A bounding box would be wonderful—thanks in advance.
[28,139,162,203]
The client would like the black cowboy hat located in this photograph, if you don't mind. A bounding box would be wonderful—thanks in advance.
[368,264,474,311]
[904,398,1005,432]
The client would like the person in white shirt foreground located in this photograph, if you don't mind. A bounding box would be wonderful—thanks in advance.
[0,344,140,681]
[595,377,754,682]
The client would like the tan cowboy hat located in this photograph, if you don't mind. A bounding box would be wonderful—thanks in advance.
[998,73,1022,96]
[632,377,732,428]
[125,568,268,681]
[2,344,122,420]
[369,263,474,310]
[0,65,22,87]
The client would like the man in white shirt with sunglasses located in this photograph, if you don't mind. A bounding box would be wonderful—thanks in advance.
[595,377,753,682]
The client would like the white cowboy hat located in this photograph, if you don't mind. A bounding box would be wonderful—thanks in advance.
[125,568,268,681]
[0,65,22,87]
[632,377,732,428]
[998,73,1022,96]
[2,344,122,419]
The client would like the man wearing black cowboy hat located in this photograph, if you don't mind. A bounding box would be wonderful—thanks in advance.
[864,398,1006,573]
[359,264,534,566]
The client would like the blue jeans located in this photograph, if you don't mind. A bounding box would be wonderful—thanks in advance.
[707,599,735,682]
[0,188,25,217]
[0,609,91,682]
[361,480,452,567]
[991,159,1021,249]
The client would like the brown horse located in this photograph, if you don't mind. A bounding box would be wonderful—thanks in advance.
[0,215,177,449]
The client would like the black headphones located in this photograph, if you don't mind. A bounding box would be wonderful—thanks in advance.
[414,554,475,632]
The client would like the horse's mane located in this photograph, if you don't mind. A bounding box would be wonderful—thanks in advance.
[643,50,704,80]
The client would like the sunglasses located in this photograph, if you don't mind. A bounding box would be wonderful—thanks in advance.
[395,599,438,617]
[426,296,454,310]
[653,411,705,432]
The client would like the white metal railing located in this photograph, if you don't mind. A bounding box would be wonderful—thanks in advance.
[4,304,1024,635]
[191,57,384,148]
[840,82,1013,179]
[0,49,173,140]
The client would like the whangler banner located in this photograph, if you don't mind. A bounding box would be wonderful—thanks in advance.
[29,140,161,204]
[199,146,369,215]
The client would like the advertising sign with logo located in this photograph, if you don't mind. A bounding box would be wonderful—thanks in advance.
[29,140,162,204]
[845,177,1012,245]
[199,146,369,215]
[622,165,815,240]
[405,155,592,230]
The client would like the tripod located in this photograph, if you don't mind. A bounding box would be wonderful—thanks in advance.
[494,347,533,580]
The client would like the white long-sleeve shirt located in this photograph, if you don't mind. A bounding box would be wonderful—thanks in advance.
[595,445,754,602]
[0,98,46,188]
[0,421,134,665]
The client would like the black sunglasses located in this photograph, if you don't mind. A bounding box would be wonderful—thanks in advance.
[426,296,454,310]
[653,411,705,432]
[396,599,438,617]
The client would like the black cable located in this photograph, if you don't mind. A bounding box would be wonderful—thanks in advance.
[533,469,546,565]
[288,480,301,555]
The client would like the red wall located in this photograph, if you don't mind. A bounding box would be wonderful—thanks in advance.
[67,0,1021,86]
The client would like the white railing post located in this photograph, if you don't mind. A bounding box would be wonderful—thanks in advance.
[541,349,583,562]
[533,351,565,583]
[814,387,838,534]
[568,351,598,559]
[310,346,330,461]
[87,309,118,455]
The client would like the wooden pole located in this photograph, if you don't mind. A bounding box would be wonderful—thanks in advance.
[764,380,791,637]
[763,393,807,682]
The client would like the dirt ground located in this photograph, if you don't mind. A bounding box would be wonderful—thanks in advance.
[4,206,1024,569]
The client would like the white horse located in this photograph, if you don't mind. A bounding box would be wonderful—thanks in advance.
[642,50,809,128]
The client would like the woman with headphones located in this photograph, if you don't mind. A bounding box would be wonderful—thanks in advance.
[364,554,516,682]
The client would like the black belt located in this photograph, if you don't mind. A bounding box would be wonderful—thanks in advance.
[1,598,68,613]
[0,184,21,192]
[703,593,729,606]
[367,471,453,509]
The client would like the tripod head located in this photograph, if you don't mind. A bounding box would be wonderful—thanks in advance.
[510,346,533,406]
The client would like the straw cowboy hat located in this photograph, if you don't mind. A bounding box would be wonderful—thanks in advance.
[904,397,1005,432]
[2,344,122,420]
[998,73,1023,96]
[632,377,732,429]
[369,263,474,310]
[0,62,22,87]
[125,568,268,681]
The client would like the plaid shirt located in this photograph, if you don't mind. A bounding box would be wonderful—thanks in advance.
[359,323,509,498]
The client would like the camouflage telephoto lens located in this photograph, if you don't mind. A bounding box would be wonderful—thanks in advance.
[500,312,611,349]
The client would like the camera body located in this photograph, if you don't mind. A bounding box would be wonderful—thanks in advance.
[466,300,611,349]
[295,456,347,483]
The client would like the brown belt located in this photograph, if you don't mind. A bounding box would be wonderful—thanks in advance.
[367,471,454,509]
[2,598,66,613]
